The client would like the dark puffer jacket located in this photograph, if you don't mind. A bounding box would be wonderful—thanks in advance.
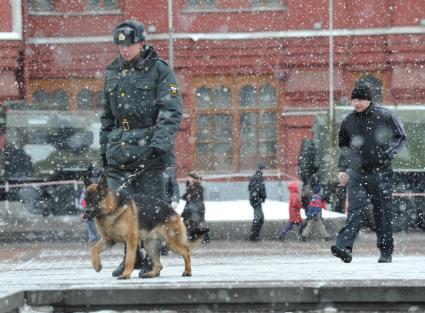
[181,180,208,240]
[338,103,407,172]
[248,170,267,206]
[100,45,183,172]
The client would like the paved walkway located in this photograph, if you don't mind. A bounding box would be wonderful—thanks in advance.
[1,231,425,312]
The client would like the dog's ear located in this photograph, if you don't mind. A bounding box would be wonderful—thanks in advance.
[83,175,93,188]
[97,174,109,193]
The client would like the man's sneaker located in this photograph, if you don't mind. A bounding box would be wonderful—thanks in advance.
[112,255,145,277]
[138,263,154,277]
[378,254,392,263]
[331,245,352,263]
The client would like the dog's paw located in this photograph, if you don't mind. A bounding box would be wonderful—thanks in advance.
[93,263,102,272]
[182,271,192,277]
[117,274,131,280]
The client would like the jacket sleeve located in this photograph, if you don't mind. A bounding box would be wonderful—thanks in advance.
[99,75,115,155]
[150,62,183,153]
[337,118,350,172]
[260,181,267,200]
[384,111,407,160]
[168,170,180,203]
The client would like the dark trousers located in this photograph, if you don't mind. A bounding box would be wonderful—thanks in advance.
[107,168,165,200]
[336,167,394,255]
[107,168,165,266]
[249,201,264,240]
[278,221,304,239]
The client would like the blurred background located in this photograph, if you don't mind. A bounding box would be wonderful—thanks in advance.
[0,1,424,230]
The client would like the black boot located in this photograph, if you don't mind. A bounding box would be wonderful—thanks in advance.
[112,243,146,277]
[378,253,392,263]
[331,245,352,263]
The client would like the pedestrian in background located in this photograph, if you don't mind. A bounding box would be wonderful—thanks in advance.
[164,156,180,210]
[301,184,329,241]
[277,181,304,241]
[331,84,407,263]
[181,171,209,242]
[160,163,180,255]
[99,19,183,277]
[248,163,267,241]
[79,188,99,245]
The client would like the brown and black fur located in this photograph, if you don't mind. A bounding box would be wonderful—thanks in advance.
[84,175,198,280]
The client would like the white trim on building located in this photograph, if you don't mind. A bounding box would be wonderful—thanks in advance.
[27,25,425,45]
[0,0,22,40]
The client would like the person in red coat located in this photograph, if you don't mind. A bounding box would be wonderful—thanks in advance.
[277,181,305,240]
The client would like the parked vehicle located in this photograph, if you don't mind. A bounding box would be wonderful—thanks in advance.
[0,101,101,215]
[298,105,425,231]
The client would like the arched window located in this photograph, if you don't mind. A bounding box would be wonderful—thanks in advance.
[32,90,49,110]
[195,86,213,109]
[240,85,256,107]
[77,89,93,110]
[194,77,278,172]
[259,84,277,108]
[51,89,69,111]
[216,85,231,108]
[195,84,233,171]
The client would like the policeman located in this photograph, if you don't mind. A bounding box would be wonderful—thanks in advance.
[331,84,407,264]
[100,20,183,277]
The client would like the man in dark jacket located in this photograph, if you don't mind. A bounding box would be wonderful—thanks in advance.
[160,153,180,255]
[248,163,267,241]
[100,20,183,277]
[331,84,406,264]
[164,148,180,210]
[181,171,209,241]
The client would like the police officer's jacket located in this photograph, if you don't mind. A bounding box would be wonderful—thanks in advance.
[100,45,183,171]
[338,103,407,172]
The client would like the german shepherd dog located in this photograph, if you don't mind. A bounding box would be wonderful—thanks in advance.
[83,175,203,279]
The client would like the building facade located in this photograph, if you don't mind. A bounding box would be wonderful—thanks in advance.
[1,0,425,198]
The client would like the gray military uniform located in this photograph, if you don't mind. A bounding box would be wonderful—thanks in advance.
[100,45,183,198]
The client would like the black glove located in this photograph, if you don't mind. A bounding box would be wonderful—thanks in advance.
[142,147,165,161]
[153,147,165,158]
[101,154,108,168]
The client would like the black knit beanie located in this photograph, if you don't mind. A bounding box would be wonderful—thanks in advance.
[351,85,372,101]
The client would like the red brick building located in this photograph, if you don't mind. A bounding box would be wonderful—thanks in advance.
[1,0,425,184]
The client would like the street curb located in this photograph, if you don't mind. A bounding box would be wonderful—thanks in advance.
[2,282,425,313]
[0,217,347,243]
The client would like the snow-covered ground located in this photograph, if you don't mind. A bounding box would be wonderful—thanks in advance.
[176,200,344,221]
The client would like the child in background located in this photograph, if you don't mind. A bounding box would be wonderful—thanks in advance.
[79,189,99,245]
[278,181,304,240]
[301,184,330,241]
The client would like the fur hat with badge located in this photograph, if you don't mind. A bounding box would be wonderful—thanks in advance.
[113,20,145,46]
[351,84,372,101]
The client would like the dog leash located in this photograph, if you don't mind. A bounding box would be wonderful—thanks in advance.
[81,159,156,220]
[116,161,153,193]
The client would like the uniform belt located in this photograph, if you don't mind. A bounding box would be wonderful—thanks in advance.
[361,164,390,173]
[119,117,154,131]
